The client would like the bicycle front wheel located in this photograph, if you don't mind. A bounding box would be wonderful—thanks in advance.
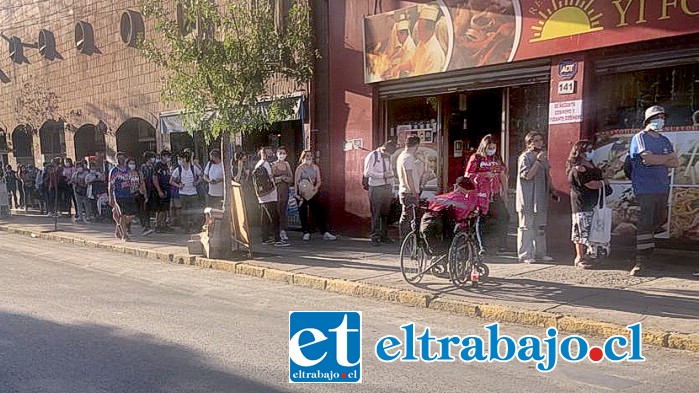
[448,233,476,288]
[400,232,426,285]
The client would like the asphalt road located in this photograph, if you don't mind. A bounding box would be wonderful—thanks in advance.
[0,232,697,393]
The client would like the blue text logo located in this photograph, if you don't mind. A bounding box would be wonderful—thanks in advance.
[375,322,645,372]
[289,311,362,383]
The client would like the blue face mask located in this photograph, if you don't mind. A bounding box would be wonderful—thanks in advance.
[585,151,594,161]
[649,118,665,131]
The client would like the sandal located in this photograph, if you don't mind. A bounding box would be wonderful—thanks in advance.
[574,257,591,269]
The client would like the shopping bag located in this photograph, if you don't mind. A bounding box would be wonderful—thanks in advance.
[588,189,612,244]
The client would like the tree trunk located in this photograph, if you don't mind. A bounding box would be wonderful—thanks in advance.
[219,131,233,254]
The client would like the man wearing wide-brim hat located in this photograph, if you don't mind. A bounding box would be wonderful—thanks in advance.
[628,105,679,276]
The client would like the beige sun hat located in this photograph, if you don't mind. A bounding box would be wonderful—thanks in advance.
[396,18,410,31]
[644,105,666,124]
[418,5,439,21]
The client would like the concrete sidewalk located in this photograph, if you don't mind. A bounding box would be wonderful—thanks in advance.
[1,212,697,352]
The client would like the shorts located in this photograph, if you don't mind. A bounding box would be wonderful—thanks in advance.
[115,197,138,216]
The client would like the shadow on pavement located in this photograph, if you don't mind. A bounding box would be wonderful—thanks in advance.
[0,311,292,393]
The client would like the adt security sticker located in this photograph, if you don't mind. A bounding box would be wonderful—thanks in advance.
[289,311,362,383]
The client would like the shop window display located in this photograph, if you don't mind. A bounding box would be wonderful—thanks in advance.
[593,63,699,243]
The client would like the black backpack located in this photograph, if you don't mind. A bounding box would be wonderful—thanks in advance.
[252,163,275,197]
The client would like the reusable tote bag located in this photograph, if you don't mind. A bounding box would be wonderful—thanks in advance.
[588,189,612,244]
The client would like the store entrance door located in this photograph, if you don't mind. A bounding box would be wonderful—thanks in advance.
[445,89,503,187]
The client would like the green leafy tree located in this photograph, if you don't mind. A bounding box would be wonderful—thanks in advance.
[140,0,317,140]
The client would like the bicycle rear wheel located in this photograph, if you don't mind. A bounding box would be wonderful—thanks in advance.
[400,232,426,284]
[448,233,476,288]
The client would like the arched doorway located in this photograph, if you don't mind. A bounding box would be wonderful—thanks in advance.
[39,120,66,160]
[116,118,156,161]
[170,131,194,156]
[12,125,35,165]
[74,124,106,162]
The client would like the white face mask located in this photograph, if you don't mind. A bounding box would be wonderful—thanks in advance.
[128,163,136,170]
[277,153,287,161]
[177,159,184,166]
[649,118,665,131]
[486,148,496,156]
[305,158,313,165]
[585,151,594,161]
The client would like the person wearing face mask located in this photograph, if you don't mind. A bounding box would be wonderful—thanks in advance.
[566,140,611,269]
[153,150,173,233]
[272,146,293,241]
[204,149,225,210]
[136,151,157,236]
[109,152,139,241]
[295,150,337,242]
[465,134,510,253]
[516,132,559,264]
[70,162,90,223]
[254,146,289,247]
[170,150,203,234]
[628,106,679,276]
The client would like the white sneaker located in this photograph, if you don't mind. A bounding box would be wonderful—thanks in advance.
[323,232,337,241]
[302,233,310,241]
[280,230,288,241]
[522,258,536,264]
[539,256,554,262]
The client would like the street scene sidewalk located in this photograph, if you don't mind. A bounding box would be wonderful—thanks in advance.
[1,211,697,352]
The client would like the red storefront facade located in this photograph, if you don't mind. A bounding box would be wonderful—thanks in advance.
[312,0,699,245]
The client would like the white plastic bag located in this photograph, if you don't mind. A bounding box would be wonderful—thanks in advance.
[589,189,612,244]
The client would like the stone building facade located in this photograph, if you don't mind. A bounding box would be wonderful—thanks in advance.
[0,0,175,168]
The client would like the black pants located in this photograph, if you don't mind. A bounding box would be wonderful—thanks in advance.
[136,194,151,228]
[636,193,668,255]
[369,185,392,241]
[260,201,281,242]
[479,194,510,249]
[420,211,447,255]
[299,194,328,234]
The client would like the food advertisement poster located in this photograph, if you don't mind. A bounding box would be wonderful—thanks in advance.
[364,0,699,83]
[593,129,699,242]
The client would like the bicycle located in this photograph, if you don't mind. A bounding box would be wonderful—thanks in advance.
[399,202,489,288]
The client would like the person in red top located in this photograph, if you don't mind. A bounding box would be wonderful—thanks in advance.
[420,176,487,256]
[465,134,510,253]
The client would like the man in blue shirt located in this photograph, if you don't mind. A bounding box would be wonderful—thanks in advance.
[628,105,679,276]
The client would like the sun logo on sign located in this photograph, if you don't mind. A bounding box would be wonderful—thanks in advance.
[530,0,603,43]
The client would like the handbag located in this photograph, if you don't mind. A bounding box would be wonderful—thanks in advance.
[588,188,612,244]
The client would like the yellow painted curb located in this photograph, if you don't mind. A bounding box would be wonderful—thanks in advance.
[395,290,432,308]
[667,333,699,352]
[429,298,480,318]
[478,304,559,328]
[293,273,327,290]
[209,259,239,273]
[353,283,400,302]
[235,263,265,278]
[264,268,295,284]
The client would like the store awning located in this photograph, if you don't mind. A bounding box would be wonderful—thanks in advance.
[159,96,305,134]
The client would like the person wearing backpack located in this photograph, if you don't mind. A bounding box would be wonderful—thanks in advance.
[363,139,397,246]
[170,150,203,234]
[254,146,289,247]
[203,149,224,210]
